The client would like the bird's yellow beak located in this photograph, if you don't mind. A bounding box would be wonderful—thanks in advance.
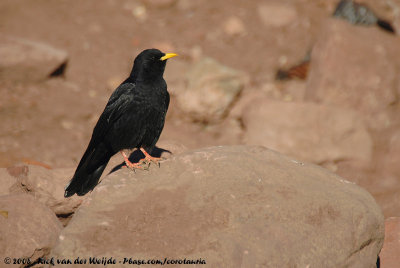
[160,53,178,61]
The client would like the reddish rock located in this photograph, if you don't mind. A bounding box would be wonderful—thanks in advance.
[8,165,84,219]
[0,34,68,82]
[155,139,188,158]
[242,98,373,166]
[0,194,62,265]
[380,217,400,268]
[0,170,16,196]
[229,88,271,119]
[174,58,247,123]
[305,19,400,129]
[383,130,400,176]
[51,146,383,267]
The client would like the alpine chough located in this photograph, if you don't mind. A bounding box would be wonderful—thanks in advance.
[64,49,177,197]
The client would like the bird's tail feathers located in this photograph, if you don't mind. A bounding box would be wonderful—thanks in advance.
[64,144,112,197]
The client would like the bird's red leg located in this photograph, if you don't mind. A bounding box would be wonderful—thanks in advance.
[120,151,144,170]
[140,148,163,165]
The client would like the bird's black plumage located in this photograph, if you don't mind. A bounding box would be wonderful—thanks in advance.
[64,49,175,197]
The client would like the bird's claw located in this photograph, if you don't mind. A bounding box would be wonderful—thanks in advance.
[142,156,165,168]
[123,156,164,172]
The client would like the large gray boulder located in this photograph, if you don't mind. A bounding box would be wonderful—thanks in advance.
[52,146,383,267]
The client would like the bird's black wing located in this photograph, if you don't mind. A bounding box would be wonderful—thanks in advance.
[65,82,141,196]
[73,83,135,170]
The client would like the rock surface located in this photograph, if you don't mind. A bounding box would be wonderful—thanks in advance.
[383,130,400,177]
[305,19,400,129]
[242,98,372,166]
[257,3,298,28]
[0,34,68,82]
[0,194,62,266]
[0,168,17,196]
[174,58,247,123]
[380,217,400,268]
[7,165,84,218]
[51,146,383,267]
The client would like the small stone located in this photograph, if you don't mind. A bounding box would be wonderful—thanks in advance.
[133,5,147,21]
[223,16,246,36]
[61,120,74,130]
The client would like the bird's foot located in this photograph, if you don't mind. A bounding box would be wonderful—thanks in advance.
[120,150,148,171]
[140,148,165,168]
[123,159,147,171]
[139,156,164,167]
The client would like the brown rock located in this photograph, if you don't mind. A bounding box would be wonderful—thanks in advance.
[222,16,246,36]
[0,194,62,265]
[155,139,188,159]
[0,34,68,82]
[8,165,84,218]
[229,88,269,119]
[51,146,383,267]
[143,0,177,9]
[334,160,400,218]
[383,130,400,176]
[105,140,188,170]
[380,217,400,268]
[305,19,400,129]
[163,58,189,97]
[0,168,18,196]
[242,98,373,165]
[175,57,247,123]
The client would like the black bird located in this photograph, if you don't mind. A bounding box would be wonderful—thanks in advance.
[64,49,177,197]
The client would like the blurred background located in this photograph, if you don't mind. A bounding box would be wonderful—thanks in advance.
[0,0,399,218]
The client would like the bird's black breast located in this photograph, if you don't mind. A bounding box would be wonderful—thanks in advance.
[99,80,169,153]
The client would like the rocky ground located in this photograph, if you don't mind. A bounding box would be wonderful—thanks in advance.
[1,0,400,267]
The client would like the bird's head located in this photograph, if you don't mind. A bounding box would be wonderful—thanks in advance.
[130,49,178,82]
